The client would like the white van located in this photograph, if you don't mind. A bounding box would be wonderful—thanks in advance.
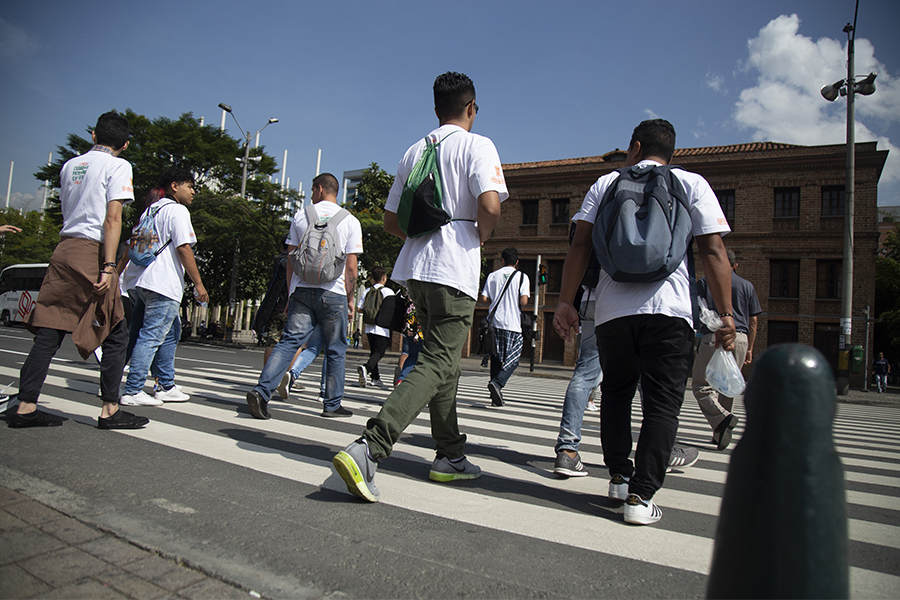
[0,263,49,326]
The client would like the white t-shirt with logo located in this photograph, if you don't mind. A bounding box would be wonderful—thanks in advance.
[59,149,134,241]
[482,266,530,333]
[122,199,197,302]
[573,160,730,327]
[384,124,509,300]
[357,283,395,337]
[287,201,363,296]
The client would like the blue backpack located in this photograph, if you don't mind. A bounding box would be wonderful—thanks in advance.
[128,200,175,267]
[592,164,692,283]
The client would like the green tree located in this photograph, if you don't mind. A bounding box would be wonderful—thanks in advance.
[348,163,402,284]
[875,255,900,360]
[0,209,60,269]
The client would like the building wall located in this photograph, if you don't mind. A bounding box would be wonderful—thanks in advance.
[482,142,888,388]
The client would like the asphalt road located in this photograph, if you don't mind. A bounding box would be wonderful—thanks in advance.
[1,327,898,599]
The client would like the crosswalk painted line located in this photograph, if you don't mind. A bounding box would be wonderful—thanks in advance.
[2,354,900,598]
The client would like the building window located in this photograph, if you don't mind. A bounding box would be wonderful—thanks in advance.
[551,199,570,224]
[774,187,800,218]
[768,320,799,346]
[770,260,800,298]
[547,260,565,293]
[715,189,735,228]
[521,200,538,226]
[821,185,845,217]
[816,260,842,299]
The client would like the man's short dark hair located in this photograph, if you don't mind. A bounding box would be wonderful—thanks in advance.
[630,119,676,163]
[726,249,737,267]
[371,265,387,282]
[94,111,129,150]
[159,167,194,189]
[313,173,339,196]
[434,72,476,121]
[501,247,518,266]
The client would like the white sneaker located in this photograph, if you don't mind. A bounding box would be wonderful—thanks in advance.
[608,474,630,501]
[120,391,163,406]
[370,378,385,388]
[624,493,662,525]
[586,400,599,412]
[357,365,368,388]
[154,386,190,402]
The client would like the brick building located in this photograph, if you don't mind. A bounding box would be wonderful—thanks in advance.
[474,141,888,387]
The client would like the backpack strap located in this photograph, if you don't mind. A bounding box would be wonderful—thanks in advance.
[305,204,350,229]
[147,199,178,257]
[431,131,476,226]
[487,269,519,324]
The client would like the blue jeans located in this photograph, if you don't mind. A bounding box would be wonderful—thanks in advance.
[398,335,422,382]
[289,326,327,395]
[875,373,887,392]
[555,315,602,453]
[124,288,180,395]
[127,291,180,390]
[255,287,348,411]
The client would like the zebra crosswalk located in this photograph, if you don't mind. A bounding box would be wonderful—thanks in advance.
[1,335,899,598]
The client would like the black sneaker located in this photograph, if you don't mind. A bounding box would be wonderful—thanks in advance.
[714,414,739,451]
[322,406,353,418]
[246,389,270,420]
[97,409,149,430]
[8,409,67,428]
[553,451,588,477]
[488,381,504,407]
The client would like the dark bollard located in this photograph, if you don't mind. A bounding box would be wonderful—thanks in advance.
[707,344,848,599]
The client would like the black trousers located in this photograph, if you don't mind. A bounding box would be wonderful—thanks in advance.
[365,333,390,381]
[596,314,695,500]
[18,320,129,405]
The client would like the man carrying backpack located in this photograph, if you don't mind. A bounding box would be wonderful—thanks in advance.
[247,173,362,419]
[333,71,505,502]
[553,119,735,526]
[356,265,395,388]
[120,167,208,406]
[479,247,530,407]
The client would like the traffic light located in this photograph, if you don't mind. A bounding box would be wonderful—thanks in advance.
[538,264,547,286]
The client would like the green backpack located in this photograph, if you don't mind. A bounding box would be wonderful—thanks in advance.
[397,131,473,237]
[361,287,385,325]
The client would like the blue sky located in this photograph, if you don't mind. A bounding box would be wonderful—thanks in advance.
[2,0,899,210]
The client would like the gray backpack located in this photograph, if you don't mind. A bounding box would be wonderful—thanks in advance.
[592,164,692,283]
[289,204,350,285]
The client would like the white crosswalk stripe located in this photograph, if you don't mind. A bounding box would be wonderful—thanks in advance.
[2,348,899,598]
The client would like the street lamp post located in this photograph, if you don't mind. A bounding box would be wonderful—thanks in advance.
[819,5,876,395]
[217,103,278,340]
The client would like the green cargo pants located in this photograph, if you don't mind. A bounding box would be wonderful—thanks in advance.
[364,279,474,461]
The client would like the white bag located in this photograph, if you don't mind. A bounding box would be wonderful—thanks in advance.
[706,347,746,397]
[698,298,746,397]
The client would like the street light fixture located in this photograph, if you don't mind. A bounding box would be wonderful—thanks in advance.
[819,5,877,395]
[217,103,279,340]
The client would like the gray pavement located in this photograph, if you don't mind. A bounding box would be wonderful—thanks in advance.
[0,486,252,600]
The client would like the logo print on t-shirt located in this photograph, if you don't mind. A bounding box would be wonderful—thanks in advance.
[72,163,89,184]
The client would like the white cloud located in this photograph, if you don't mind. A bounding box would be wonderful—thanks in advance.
[706,71,726,93]
[733,14,900,200]
[644,109,661,119]
[0,18,38,61]
[1,189,49,212]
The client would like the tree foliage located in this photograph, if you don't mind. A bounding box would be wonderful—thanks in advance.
[0,209,60,269]
[348,163,403,285]
[31,109,294,305]
[875,255,900,360]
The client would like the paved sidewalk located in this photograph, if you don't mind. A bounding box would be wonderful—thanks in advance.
[0,486,254,600]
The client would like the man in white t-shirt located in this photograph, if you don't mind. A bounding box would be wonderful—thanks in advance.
[553,119,736,526]
[479,247,530,407]
[334,72,507,502]
[356,265,395,387]
[120,168,208,406]
[247,173,363,419]
[12,111,147,430]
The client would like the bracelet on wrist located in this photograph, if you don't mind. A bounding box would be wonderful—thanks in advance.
[103,262,117,267]
[719,312,734,318]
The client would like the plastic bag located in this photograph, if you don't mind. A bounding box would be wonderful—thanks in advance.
[698,298,746,397]
[706,347,746,397]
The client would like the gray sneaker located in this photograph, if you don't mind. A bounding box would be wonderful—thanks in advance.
[554,451,589,478]
[667,446,700,472]
[608,473,630,501]
[333,438,380,502]
[429,455,482,482]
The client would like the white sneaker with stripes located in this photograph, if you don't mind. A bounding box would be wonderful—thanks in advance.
[624,493,662,525]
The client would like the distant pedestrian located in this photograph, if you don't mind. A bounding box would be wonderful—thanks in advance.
[479,247,530,406]
[356,265,395,388]
[874,352,890,393]
[352,328,361,349]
